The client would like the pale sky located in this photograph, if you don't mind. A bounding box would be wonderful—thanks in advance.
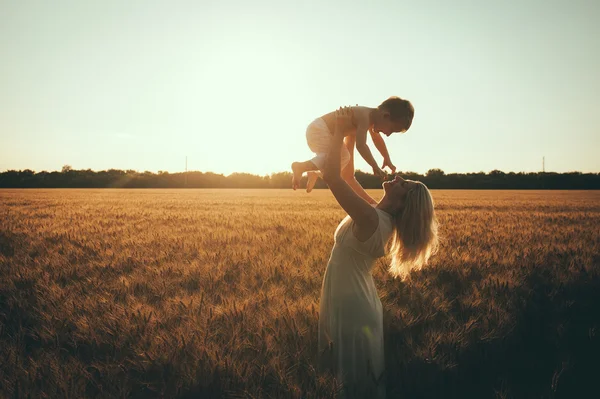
[1,0,599,175]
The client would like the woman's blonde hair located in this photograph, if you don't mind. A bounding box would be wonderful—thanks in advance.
[387,181,438,279]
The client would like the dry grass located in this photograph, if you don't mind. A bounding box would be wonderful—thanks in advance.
[1,189,599,398]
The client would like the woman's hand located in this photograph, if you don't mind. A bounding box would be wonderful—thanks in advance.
[334,106,354,136]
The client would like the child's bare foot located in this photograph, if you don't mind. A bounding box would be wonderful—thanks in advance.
[306,171,319,193]
[291,162,303,190]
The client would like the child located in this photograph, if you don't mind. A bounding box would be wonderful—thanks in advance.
[292,96,414,194]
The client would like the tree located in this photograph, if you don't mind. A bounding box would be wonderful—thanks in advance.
[426,168,445,177]
[61,165,73,173]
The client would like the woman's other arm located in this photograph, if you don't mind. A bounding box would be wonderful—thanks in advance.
[342,135,377,205]
[322,107,379,241]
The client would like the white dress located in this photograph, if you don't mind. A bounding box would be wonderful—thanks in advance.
[318,207,394,399]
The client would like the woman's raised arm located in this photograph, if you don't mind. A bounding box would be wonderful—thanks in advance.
[322,107,379,241]
[342,135,378,205]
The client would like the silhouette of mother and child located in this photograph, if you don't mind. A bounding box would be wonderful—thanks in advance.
[292,98,439,398]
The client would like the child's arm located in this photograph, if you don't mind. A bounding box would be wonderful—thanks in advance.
[369,131,396,173]
[355,126,386,178]
[342,135,377,204]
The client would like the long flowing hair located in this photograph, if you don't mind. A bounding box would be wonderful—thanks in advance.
[387,182,439,279]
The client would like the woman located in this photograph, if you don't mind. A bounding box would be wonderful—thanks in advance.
[318,107,439,398]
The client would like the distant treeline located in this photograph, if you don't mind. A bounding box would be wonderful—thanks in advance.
[1,166,599,189]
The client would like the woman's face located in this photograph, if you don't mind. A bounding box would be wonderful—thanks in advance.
[382,175,418,204]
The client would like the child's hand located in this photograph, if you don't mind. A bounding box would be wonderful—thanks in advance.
[372,166,386,179]
[334,106,354,135]
[382,158,396,173]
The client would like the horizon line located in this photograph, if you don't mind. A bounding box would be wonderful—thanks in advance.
[2,167,599,176]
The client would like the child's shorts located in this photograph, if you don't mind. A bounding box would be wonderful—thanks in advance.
[306,117,350,171]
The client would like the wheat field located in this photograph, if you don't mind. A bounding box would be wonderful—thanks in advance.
[0,189,599,399]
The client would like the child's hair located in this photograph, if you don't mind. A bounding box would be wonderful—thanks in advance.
[387,181,438,279]
[378,96,415,132]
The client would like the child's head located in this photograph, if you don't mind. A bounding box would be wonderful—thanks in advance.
[373,96,414,136]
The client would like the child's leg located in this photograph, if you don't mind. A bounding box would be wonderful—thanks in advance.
[291,160,319,190]
[294,144,349,192]
[306,171,322,193]
[296,118,330,192]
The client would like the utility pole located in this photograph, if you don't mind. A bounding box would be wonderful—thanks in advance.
[541,156,545,190]
[543,156,545,173]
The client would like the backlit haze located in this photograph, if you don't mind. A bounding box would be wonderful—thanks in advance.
[1,0,599,176]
